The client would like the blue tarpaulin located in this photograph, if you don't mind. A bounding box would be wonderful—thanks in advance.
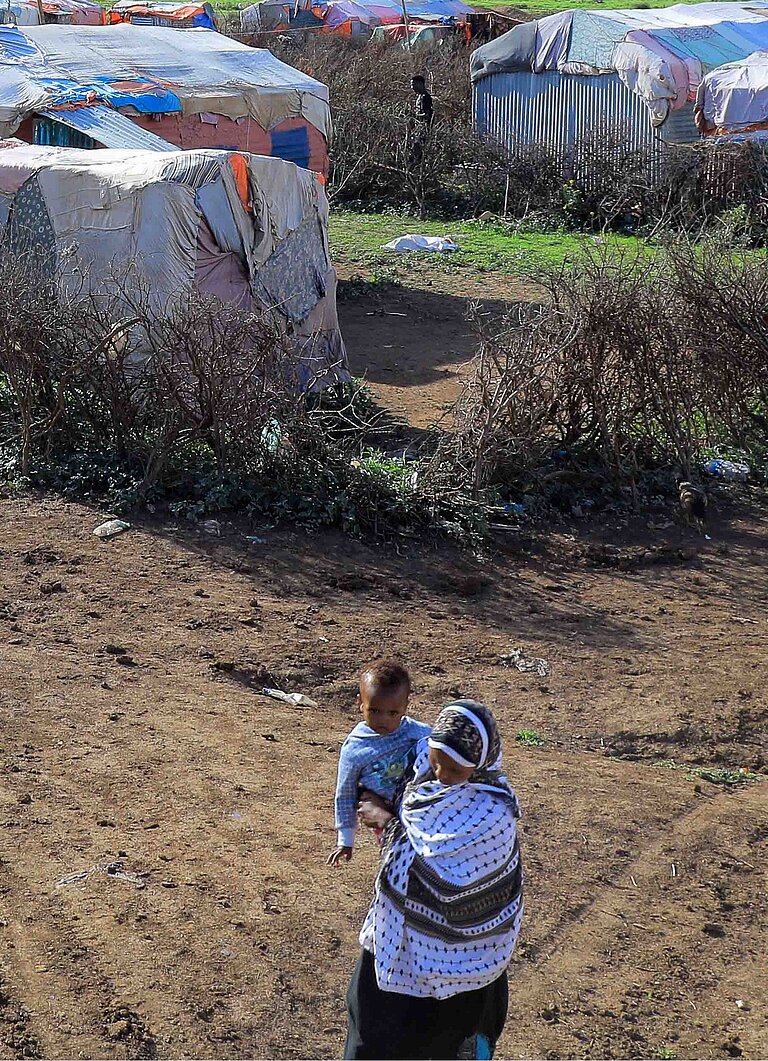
[652,22,768,72]
[34,116,95,148]
[0,23,331,146]
[0,24,41,59]
[271,126,310,169]
[41,75,182,112]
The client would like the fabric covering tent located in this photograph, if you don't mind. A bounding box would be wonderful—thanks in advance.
[240,0,471,36]
[2,0,105,24]
[697,49,768,133]
[108,1,219,29]
[0,139,347,386]
[471,2,768,127]
[0,23,331,173]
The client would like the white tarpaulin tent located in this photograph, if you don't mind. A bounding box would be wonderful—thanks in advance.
[0,24,331,174]
[0,139,347,387]
[696,50,768,133]
[0,23,330,138]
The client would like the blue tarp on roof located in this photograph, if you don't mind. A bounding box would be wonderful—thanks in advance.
[473,2,768,81]
[652,22,768,71]
[39,74,181,112]
[0,24,41,60]
[404,0,471,18]
[0,23,331,140]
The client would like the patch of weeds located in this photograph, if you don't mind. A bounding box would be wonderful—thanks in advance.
[338,271,402,300]
[656,760,762,786]
[516,729,544,747]
[686,766,762,786]
[653,1048,678,1060]
[12,440,489,546]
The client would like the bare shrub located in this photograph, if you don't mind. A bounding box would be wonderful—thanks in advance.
[666,236,768,439]
[227,30,768,228]
[431,243,767,503]
[0,250,311,488]
[253,35,515,216]
[0,247,486,539]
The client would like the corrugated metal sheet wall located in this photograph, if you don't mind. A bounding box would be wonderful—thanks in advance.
[473,71,698,159]
[33,116,95,149]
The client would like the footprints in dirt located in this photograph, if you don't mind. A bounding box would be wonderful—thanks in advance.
[511,786,766,1059]
[0,846,160,1060]
[0,979,42,1059]
[104,1006,157,1059]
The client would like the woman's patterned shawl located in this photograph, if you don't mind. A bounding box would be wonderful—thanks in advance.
[359,701,524,999]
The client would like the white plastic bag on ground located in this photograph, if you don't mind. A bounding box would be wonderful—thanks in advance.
[93,519,130,540]
[262,687,319,709]
[383,234,460,253]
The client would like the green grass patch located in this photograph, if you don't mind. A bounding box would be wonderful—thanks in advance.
[468,0,705,13]
[516,729,544,747]
[657,759,763,786]
[329,209,642,283]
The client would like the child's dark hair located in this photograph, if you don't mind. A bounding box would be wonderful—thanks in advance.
[359,658,411,696]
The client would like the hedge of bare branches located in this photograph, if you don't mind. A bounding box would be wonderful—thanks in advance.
[248,34,510,216]
[431,237,768,505]
[0,254,308,484]
[0,250,486,539]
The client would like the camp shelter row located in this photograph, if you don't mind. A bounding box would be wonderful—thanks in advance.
[0,22,330,172]
[1,0,218,27]
[239,0,472,39]
[471,1,768,153]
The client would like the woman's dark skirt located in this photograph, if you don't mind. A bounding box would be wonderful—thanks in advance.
[344,948,508,1060]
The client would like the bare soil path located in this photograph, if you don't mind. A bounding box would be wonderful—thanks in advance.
[1,486,766,1060]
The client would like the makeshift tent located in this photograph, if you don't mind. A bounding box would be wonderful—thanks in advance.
[240,0,471,36]
[1,0,105,24]
[108,0,219,30]
[0,23,331,173]
[696,50,768,135]
[472,2,768,152]
[240,0,323,33]
[0,139,347,386]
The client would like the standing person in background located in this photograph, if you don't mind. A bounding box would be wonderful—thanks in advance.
[408,74,433,169]
[411,74,434,128]
[344,700,524,1060]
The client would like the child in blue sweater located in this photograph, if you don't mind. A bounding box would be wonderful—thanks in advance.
[327,658,430,867]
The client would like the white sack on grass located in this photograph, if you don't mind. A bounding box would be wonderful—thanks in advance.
[383,234,460,253]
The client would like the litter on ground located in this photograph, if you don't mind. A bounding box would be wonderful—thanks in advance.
[93,519,130,540]
[55,860,146,889]
[500,648,552,678]
[383,235,460,253]
[262,687,320,709]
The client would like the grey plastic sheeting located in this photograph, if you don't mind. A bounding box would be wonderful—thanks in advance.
[472,70,698,157]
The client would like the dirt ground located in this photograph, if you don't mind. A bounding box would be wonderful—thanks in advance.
[1,275,767,1061]
[335,263,538,428]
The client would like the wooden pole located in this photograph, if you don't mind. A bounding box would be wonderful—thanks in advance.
[399,0,412,51]
[36,0,45,23]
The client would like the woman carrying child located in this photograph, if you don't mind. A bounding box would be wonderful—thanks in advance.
[343,700,524,1060]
